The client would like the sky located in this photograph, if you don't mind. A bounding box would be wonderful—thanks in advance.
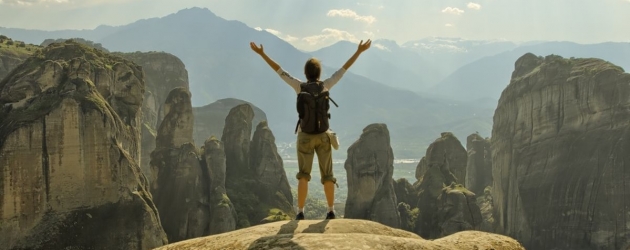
[0,0,629,51]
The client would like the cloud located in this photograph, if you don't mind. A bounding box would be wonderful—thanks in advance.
[445,23,454,27]
[1,0,67,5]
[442,7,464,15]
[327,9,376,24]
[363,31,374,37]
[0,0,134,6]
[302,28,359,46]
[255,27,298,42]
[373,43,390,51]
[467,2,481,10]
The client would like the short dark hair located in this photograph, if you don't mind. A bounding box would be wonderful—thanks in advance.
[304,58,321,82]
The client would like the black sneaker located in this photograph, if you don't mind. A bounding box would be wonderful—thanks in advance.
[325,211,335,220]
[295,212,304,220]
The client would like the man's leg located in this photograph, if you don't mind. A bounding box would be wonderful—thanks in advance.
[296,132,314,219]
[315,133,336,218]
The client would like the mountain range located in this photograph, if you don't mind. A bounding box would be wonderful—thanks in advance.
[1,7,628,159]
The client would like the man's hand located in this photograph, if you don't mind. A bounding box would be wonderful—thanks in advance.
[357,39,372,53]
[342,39,371,70]
[250,41,280,71]
[250,42,264,55]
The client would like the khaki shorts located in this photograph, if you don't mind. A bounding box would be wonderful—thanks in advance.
[296,131,336,184]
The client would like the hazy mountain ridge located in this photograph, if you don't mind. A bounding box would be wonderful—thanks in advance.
[431,41,630,102]
[2,7,626,159]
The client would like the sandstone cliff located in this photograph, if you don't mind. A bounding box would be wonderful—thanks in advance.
[222,104,293,228]
[465,133,492,196]
[154,219,526,250]
[193,98,267,147]
[119,52,189,182]
[0,41,167,249]
[344,123,400,228]
[492,53,630,249]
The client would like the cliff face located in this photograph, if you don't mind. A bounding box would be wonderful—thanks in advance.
[0,41,167,249]
[118,52,189,182]
[344,124,400,228]
[492,53,630,249]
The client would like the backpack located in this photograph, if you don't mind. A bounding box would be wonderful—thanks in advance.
[295,81,338,134]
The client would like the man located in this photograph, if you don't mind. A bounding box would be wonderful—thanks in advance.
[250,39,371,220]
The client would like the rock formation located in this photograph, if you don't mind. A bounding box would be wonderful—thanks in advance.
[221,104,293,228]
[249,121,293,214]
[193,98,267,147]
[465,133,492,196]
[203,137,237,235]
[414,156,428,185]
[222,104,254,185]
[150,87,212,243]
[154,219,526,250]
[414,132,480,239]
[437,183,482,237]
[119,52,189,182]
[0,41,167,249]
[492,53,630,249]
[344,123,400,228]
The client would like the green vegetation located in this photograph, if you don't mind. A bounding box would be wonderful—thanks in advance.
[0,37,41,57]
[262,208,291,222]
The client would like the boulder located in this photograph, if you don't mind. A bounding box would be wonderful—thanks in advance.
[154,219,526,250]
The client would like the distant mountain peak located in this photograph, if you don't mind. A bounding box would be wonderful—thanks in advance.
[175,7,217,17]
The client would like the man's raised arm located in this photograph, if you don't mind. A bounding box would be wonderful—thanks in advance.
[250,42,280,71]
[342,39,372,70]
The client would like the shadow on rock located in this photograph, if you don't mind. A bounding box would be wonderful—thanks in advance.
[302,220,330,234]
[247,220,306,250]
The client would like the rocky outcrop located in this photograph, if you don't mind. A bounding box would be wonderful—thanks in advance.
[424,132,467,184]
[249,121,293,214]
[193,98,267,147]
[492,53,630,249]
[344,123,400,228]
[222,104,293,228]
[203,137,237,235]
[437,183,482,237]
[465,133,492,196]
[0,41,167,249]
[0,36,39,81]
[154,219,526,250]
[222,104,254,185]
[414,132,479,239]
[150,87,212,243]
[119,52,189,182]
